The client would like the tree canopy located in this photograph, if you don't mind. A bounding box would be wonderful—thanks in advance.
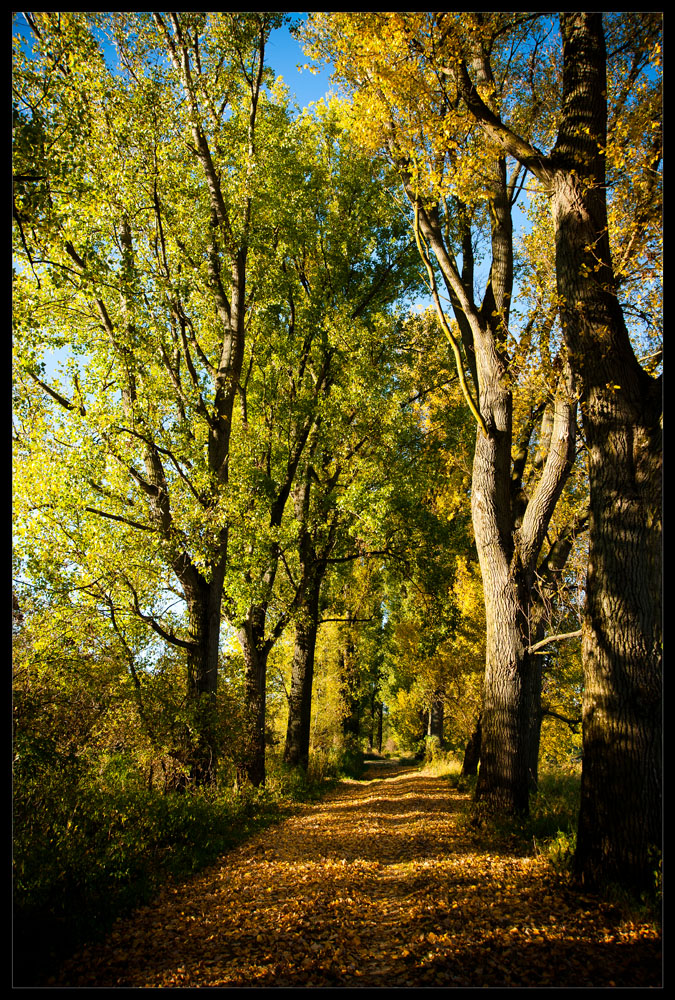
[13,14,661,955]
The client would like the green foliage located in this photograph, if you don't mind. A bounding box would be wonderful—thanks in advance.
[538,644,584,772]
[11,592,365,986]
[546,829,577,875]
[333,734,367,779]
[264,744,363,800]
[383,551,485,758]
[13,764,278,984]
[529,770,582,861]
[14,717,349,986]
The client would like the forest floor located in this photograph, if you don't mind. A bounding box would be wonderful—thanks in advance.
[53,761,662,988]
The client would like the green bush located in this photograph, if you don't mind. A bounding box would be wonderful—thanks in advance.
[13,759,285,986]
[13,720,359,988]
[333,736,366,778]
[529,768,582,856]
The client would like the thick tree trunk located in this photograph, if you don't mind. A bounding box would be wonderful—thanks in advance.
[470,370,533,816]
[574,349,662,888]
[183,575,224,786]
[406,80,577,820]
[283,577,321,772]
[451,11,661,882]
[473,606,533,814]
[471,395,574,812]
[550,13,662,891]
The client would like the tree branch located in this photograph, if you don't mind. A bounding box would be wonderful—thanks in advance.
[84,506,156,532]
[528,628,582,654]
[125,578,196,651]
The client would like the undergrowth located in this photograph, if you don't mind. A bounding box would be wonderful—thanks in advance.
[457,768,582,871]
[12,747,350,987]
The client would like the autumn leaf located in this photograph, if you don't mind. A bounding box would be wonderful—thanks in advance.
[54,765,661,989]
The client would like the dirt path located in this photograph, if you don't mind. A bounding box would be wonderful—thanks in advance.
[55,764,661,988]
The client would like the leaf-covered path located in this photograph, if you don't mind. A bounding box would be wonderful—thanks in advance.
[55,764,661,988]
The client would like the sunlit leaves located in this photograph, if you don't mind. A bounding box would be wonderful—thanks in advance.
[51,767,661,988]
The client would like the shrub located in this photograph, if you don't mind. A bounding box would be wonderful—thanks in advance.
[14,763,284,986]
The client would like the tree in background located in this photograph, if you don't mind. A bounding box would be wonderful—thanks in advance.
[281,301,460,771]
[220,97,420,785]
[13,16,418,788]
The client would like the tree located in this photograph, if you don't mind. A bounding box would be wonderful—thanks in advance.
[304,12,583,817]
[13,9,422,790]
[280,314,437,771]
[224,101,420,784]
[444,10,662,892]
[305,11,662,889]
[13,11,295,785]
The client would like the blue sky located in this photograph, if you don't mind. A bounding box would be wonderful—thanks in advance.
[14,12,336,109]
[266,13,336,109]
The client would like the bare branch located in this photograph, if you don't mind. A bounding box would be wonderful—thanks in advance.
[528,628,582,654]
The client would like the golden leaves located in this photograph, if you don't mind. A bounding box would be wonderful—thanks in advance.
[55,765,661,989]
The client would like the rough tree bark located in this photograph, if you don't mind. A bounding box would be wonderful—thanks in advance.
[409,185,577,817]
[552,13,662,890]
[458,11,662,886]
[237,608,271,788]
[283,574,322,772]
[182,569,226,785]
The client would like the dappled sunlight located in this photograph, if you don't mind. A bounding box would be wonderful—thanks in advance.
[56,766,660,988]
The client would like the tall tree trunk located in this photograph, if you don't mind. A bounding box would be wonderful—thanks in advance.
[451,11,661,881]
[470,353,531,814]
[473,573,533,812]
[237,608,270,787]
[550,13,662,890]
[406,108,577,816]
[282,453,339,772]
[427,692,445,746]
[184,578,223,785]
[283,574,322,772]
[462,713,482,777]
[339,625,360,741]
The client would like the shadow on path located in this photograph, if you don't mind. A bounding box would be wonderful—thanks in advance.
[54,765,662,989]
